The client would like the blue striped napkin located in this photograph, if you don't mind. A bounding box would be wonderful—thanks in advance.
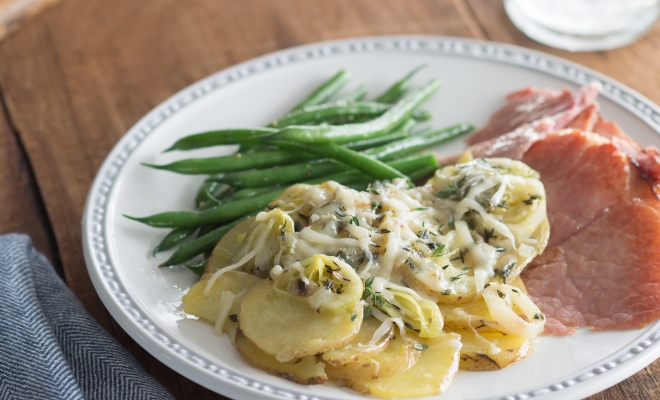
[0,234,174,400]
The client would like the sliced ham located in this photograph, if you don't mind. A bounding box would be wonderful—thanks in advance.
[567,104,600,132]
[593,118,660,182]
[466,84,600,145]
[450,85,660,335]
[519,131,660,334]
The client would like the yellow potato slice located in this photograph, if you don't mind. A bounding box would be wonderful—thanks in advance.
[273,254,363,315]
[322,317,393,366]
[347,332,461,398]
[240,280,362,361]
[182,270,259,322]
[454,330,531,371]
[182,270,260,342]
[229,209,294,278]
[439,277,528,333]
[235,330,327,385]
[325,334,420,381]
[203,217,255,276]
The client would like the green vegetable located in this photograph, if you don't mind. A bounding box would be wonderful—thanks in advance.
[338,84,367,102]
[125,189,284,228]
[270,79,441,144]
[216,120,416,188]
[164,128,278,152]
[365,123,473,161]
[161,79,440,155]
[194,180,232,208]
[271,140,410,184]
[289,70,351,111]
[374,65,427,104]
[271,101,432,128]
[160,217,248,267]
[142,150,317,175]
[152,226,198,256]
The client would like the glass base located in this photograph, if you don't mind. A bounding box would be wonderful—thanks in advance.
[504,0,660,52]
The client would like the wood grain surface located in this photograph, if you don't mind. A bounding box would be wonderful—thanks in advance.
[0,0,657,399]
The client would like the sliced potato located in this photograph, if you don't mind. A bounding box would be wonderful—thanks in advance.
[182,270,259,322]
[204,217,255,276]
[235,330,327,385]
[240,280,362,361]
[229,209,295,278]
[440,298,499,333]
[347,332,461,398]
[322,317,393,366]
[325,334,420,381]
[439,277,528,333]
[273,254,363,315]
[454,330,531,371]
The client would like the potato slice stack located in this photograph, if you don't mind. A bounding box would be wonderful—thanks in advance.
[181,158,550,398]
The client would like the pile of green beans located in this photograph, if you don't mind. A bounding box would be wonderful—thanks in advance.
[125,67,474,275]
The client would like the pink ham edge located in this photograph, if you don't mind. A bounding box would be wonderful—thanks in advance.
[466,83,601,145]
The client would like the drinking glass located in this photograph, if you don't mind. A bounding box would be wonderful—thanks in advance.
[504,0,660,51]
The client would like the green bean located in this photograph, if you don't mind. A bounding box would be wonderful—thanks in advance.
[364,123,474,161]
[338,84,367,102]
[375,65,427,104]
[160,217,247,267]
[161,79,438,154]
[409,165,439,183]
[226,185,281,201]
[149,121,415,176]
[267,122,466,185]
[218,121,416,188]
[185,257,207,276]
[271,101,390,128]
[152,226,198,256]
[411,109,432,122]
[271,102,433,128]
[337,109,431,125]
[195,181,232,208]
[126,188,284,228]
[342,126,412,150]
[142,150,317,175]
[164,128,277,152]
[153,181,234,256]
[271,140,410,183]
[290,70,351,111]
[270,79,441,144]
[302,153,438,186]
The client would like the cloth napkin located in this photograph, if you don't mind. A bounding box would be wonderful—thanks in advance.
[0,234,174,400]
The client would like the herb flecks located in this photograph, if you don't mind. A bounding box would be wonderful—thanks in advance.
[406,257,420,272]
[432,244,446,258]
[523,194,544,205]
[494,260,515,284]
[437,181,459,198]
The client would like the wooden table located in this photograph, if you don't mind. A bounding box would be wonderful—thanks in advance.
[1,1,658,398]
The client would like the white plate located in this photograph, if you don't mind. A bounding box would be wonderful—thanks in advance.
[82,36,660,400]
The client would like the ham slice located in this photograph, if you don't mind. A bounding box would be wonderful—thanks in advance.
[452,85,660,335]
[466,84,600,145]
[520,131,660,334]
